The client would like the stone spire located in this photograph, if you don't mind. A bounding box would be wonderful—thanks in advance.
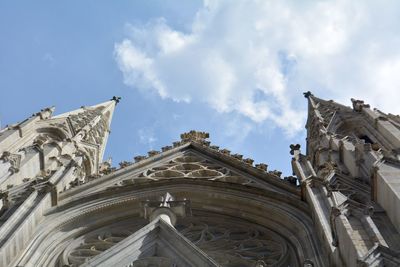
[52,97,119,163]
[304,91,352,130]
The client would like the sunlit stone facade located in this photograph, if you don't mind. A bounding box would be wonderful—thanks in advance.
[0,94,399,266]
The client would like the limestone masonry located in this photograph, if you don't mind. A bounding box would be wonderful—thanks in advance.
[0,93,399,266]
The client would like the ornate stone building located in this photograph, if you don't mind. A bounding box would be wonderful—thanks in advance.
[0,94,399,266]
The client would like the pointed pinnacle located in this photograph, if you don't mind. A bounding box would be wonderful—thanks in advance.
[111,96,122,104]
[303,91,313,98]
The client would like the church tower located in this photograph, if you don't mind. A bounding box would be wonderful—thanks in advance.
[292,92,400,266]
[0,97,118,266]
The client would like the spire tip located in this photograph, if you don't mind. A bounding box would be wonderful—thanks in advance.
[111,96,121,104]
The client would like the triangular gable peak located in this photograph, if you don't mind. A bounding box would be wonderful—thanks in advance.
[80,216,219,267]
[51,98,117,157]
[304,91,354,133]
[61,131,299,200]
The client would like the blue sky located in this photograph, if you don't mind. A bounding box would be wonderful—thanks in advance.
[1,1,399,176]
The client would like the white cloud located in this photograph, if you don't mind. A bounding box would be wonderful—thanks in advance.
[115,0,400,136]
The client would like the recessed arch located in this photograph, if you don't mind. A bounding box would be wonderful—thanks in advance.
[16,180,325,266]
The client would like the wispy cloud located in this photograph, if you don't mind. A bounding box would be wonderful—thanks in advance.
[115,0,400,136]
[137,128,157,148]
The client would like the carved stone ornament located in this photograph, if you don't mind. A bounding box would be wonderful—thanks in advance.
[180,130,209,142]
[141,192,190,225]
[351,98,370,112]
[303,91,313,98]
[0,151,21,174]
[33,134,49,147]
[290,144,301,155]
[111,96,122,104]
[134,155,146,163]
[255,163,268,171]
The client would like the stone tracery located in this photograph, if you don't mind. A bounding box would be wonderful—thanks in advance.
[61,214,294,267]
[118,152,260,188]
[176,217,291,267]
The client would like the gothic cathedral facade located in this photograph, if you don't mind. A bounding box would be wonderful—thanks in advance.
[0,93,399,266]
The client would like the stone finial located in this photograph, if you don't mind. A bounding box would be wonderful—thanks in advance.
[36,106,55,120]
[351,98,370,112]
[161,146,172,152]
[180,130,209,142]
[303,91,313,98]
[119,161,131,168]
[172,141,182,147]
[243,158,254,165]
[269,170,282,177]
[255,163,268,171]
[99,159,112,175]
[284,176,297,185]
[232,153,243,160]
[220,149,231,155]
[134,155,146,163]
[201,140,211,147]
[147,150,160,157]
[111,96,122,104]
[290,144,301,155]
